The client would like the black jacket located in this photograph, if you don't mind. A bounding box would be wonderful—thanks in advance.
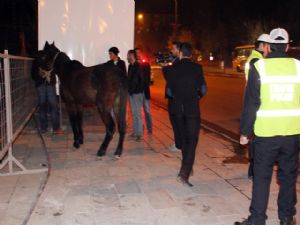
[165,58,207,115]
[240,51,290,136]
[31,52,56,87]
[141,61,151,99]
[163,57,180,98]
[106,58,127,73]
[128,62,144,95]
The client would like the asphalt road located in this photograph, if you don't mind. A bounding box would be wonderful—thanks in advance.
[150,67,246,139]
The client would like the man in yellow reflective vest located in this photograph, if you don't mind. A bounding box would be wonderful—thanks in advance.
[236,28,299,225]
[246,34,270,179]
[245,34,270,81]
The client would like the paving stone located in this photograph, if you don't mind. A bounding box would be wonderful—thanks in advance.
[145,189,176,209]
[115,180,142,195]
[2,106,299,225]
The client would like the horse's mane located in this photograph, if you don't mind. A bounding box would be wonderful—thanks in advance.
[56,51,84,70]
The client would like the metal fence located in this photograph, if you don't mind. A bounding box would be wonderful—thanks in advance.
[0,57,7,157]
[0,51,46,175]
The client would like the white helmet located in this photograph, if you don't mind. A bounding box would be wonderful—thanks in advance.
[269,28,289,44]
[257,34,270,43]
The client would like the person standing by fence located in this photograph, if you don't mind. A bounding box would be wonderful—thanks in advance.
[31,51,63,134]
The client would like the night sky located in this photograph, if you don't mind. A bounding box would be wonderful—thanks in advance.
[135,0,300,61]
[136,0,300,41]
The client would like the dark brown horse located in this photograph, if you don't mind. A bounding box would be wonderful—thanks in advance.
[39,42,128,158]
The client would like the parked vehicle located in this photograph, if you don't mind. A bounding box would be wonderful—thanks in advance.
[232,45,254,72]
[155,51,174,67]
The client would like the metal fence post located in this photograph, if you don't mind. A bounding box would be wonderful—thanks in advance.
[3,50,14,173]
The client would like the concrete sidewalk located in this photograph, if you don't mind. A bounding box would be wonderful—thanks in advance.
[1,105,299,225]
[0,116,48,225]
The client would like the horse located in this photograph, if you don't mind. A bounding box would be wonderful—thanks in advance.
[38,41,128,158]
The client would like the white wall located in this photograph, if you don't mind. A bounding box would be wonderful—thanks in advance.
[38,0,135,66]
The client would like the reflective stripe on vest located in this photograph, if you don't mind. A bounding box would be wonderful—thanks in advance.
[257,59,300,84]
[257,109,300,117]
[245,50,263,81]
[253,58,300,137]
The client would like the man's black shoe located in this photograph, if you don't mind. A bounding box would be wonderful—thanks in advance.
[176,175,193,187]
[234,218,253,225]
[280,218,295,225]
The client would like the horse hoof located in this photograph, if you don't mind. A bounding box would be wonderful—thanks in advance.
[114,150,122,159]
[73,141,80,149]
[79,138,84,145]
[113,154,121,160]
[97,149,106,157]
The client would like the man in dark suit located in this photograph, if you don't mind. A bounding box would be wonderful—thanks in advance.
[163,41,182,152]
[165,42,207,186]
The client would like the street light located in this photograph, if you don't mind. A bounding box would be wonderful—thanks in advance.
[136,13,144,33]
[137,13,144,21]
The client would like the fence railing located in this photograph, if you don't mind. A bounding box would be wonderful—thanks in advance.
[0,51,47,175]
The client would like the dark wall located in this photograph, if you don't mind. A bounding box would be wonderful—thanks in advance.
[0,0,38,56]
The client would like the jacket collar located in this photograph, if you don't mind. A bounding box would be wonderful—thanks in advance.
[180,58,191,62]
[266,51,289,59]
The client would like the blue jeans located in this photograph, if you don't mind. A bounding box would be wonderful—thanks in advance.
[37,84,60,131]
[129,93,144,136]
[143,96,152,132]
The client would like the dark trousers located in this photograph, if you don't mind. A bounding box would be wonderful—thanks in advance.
[37,84,60,131]
[168,99,183,149]
[172,113,200,178]
[248,141,255,178]
[250,135,299,225]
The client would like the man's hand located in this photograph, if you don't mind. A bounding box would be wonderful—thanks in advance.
[240,135,249,145]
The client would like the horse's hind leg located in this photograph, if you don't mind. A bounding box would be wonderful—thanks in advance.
[76,105,84,144]
[113,92,127,158]
[66,103,83,149]
[96,108,115,157]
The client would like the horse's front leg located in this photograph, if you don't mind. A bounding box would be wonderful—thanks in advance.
[66,103,81,149]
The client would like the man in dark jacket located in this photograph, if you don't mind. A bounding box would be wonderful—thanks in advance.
[245,34,270,179]
[107,47,127,73]
[127,50,144,141]
[163,41,182,152]
[31,50,62,134]
[135,47,152,133]
[165,42,207,186]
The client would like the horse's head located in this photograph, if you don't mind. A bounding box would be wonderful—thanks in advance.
[39,41,61,71]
